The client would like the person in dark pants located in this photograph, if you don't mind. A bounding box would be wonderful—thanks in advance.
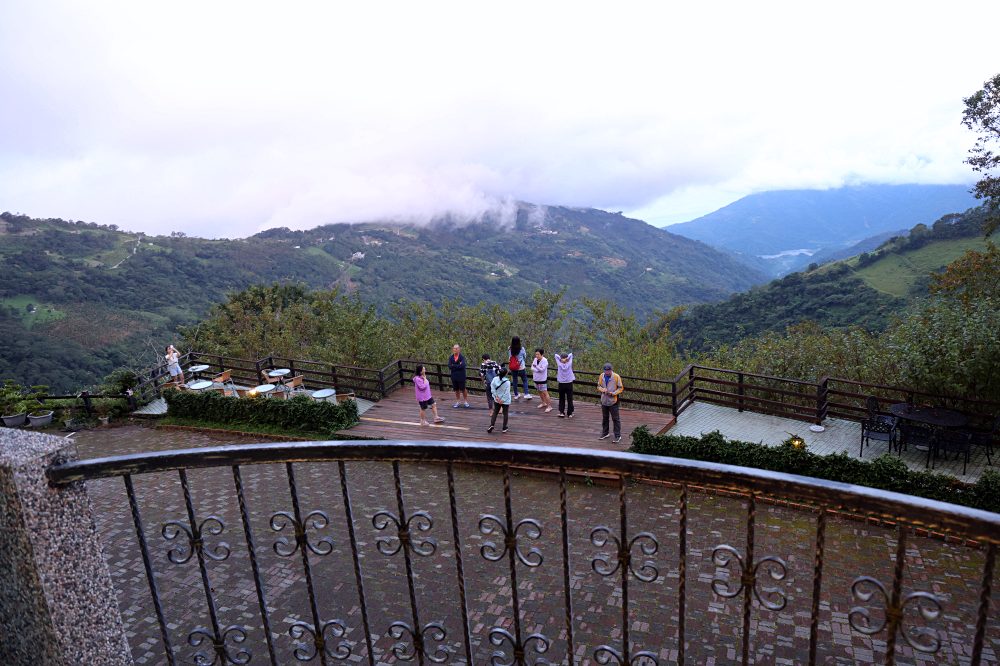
[448,344,469,408]
[555,352,575,417]
[597,362,624,443]
[479,353,501,412]
[507,336,530,400]
[487,367,512,433]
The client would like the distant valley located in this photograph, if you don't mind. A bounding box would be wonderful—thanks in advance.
[667,184,978,276]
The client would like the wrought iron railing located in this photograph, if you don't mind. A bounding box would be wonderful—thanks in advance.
[48,441,999,665]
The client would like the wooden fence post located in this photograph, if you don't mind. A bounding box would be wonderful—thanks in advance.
[331,365,339,392]
[80,391,93,415]
[737,372,745,413]
[816,377,829,425]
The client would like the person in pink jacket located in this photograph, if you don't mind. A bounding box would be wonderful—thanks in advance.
[413,365,445,426]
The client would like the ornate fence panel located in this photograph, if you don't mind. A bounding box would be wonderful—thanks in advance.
[49,441,1000,665]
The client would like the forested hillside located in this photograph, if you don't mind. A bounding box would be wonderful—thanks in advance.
[672,207,994,352]
[0,206,763,390]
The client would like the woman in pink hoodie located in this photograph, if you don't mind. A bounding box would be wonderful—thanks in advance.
[413,365,445,425]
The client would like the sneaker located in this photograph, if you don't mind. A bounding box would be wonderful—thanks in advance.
[558,412,565,418]
[614,437,622,444]
[463,402,471,408]
[502,427,509,433]
[420,420,430,426]
[599,433,610,440]
[514,394,520,401]
[434,417,445,423]
[524,394,533,400]
[487,425,494,433]
[544,406,553,413]
[453,402,461,408]
[536,402,545,409]
[567,413,574,418]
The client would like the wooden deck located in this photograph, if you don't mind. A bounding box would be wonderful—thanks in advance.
[339,387,674,450]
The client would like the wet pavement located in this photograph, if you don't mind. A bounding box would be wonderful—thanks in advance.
[73,425,999,665]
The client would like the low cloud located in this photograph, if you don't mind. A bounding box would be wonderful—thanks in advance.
[0,1,994,237]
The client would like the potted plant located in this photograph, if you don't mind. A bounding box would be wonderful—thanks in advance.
[1,380,28,427]
[27,406,55,427]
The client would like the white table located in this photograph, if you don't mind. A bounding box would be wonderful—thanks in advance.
[312,388,336,402]
[253,384,277,397]
[268,368,291,379]
[189,364,211,375]
[189,380,213,391]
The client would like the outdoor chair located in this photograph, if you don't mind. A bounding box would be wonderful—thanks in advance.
[860,413,897,457]
[283,375,306,394]
[864,395,880,422]
[934,430,973,476]
[966,415,998,466]
[211,370,236,396]
[897,422,935,465]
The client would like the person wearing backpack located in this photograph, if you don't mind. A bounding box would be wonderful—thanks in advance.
[507,336,530,400]
[487,367,512,433]
[479,353,501,412]
[597,362,624,443]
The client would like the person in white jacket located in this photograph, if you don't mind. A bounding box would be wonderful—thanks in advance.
[531,348,553,413]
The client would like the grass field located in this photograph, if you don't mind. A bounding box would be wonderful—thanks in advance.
[2,296,66,329]
[855,236,990,297]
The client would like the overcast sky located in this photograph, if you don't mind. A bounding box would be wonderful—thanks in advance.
[1,1,997,238]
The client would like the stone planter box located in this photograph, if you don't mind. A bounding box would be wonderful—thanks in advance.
[2,412,27,427]
[27,411,54,427]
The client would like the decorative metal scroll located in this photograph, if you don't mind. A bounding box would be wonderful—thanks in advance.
[389,620,449,663]
[488,627,551,666]
[373,509,437,556]
[590,526,659,582]
[288,618,351,662]
[710,545,788,611]
[849,576,944,654]
[270,509,335,557]
[162,516,230,564]
[593,645,659,665]
[188,625,250,665]
[479,515,544,567]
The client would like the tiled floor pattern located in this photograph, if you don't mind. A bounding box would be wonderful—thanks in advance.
[670,403,994,483]
[73,426,999,665]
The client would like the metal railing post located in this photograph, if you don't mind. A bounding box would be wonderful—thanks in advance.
[816,377,829,424]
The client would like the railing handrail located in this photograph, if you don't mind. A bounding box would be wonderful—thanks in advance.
[47,440,1000,544]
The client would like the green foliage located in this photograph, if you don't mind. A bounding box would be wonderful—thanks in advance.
[0,379,49,415]
[629,426,999,513]
[164,389,360,436]
[963,73,1000,234]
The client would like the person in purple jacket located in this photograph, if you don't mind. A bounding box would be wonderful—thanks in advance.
[413,365,445,425]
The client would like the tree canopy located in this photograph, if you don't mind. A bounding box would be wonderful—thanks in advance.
[963,73,1000,234]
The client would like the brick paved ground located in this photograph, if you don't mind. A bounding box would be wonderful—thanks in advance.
[670,403,994,483]
[74,426,998,665]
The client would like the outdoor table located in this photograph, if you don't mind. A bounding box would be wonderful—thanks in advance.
[188,364,210,379]
[888,403,968,429]
[253,384,277,398]
[188,380,213,392]
[268,368,291,384]
[312,388,336,402]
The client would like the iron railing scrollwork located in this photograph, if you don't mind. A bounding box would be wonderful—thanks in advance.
[47,441,1000,666]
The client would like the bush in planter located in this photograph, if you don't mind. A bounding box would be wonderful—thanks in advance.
[629,426,999,514]
[163,390,360,435]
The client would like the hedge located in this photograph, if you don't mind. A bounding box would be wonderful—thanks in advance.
[630,426,1000,515]
[164,390,359,436]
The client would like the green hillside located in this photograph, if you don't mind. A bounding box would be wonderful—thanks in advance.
[855,236,990,297]
[672,207,993,352]
[0,206,764,391]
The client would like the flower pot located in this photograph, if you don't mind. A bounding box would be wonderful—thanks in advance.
[2,412,27,427]
[27,411,54,427]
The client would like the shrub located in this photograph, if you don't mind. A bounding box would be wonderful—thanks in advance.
[164,390,359,436]
[630,426,999,514]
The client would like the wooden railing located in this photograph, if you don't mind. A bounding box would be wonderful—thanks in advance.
[134,353,1000,428]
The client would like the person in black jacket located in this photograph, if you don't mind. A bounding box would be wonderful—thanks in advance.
[448,344,470,408]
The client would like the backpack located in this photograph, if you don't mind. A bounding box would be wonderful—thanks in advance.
[509,350,521,370]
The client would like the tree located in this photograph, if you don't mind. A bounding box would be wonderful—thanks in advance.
[963,73,1000,235]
